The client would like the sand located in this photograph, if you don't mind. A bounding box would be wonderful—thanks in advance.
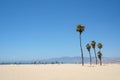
[0,64,120,80]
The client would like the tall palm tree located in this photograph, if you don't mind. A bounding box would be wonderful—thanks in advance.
[76,24,85,66]
[97,51,102,66]
[97,43,103,51]
[91,41,98,65]
[86,43,92,65]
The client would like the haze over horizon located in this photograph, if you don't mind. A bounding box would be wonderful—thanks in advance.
[0,0,120,61]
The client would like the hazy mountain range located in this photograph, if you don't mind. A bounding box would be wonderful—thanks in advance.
[0,56,120,64]
[40,56,120,64]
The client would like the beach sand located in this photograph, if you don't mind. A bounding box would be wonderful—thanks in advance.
[0,64,120,80]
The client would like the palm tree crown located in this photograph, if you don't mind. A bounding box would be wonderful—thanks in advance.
[86,43,91,52]
[91,41,96,48]
[97,43,103,50]
[76,24,85,34]
[97,51,102,56]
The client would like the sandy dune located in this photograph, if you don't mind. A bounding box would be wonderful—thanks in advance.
[0,64,120,80]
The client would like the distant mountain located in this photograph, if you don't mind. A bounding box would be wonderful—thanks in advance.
[39,56,120,64]
[0,56,120,64]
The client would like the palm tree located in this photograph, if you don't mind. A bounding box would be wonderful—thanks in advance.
[97,51,102,66]
[86,43,92,65]
[76,24,85,66]
[97,43,103,51]
[91,41,98,65]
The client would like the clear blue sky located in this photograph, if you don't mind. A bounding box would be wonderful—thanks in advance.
[0,0,120,61]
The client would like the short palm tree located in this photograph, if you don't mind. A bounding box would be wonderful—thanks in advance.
[91,41,98,65]
[97,43,103,51]
[86,43,92,65]
[97,51,102,66]
[76,24,85,66]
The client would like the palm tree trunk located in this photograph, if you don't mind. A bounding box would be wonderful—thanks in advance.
[94,49,97,65]
[79,33,84,66]
[99,49,102,66]
[89,52,92,65]
[100,58,102,66]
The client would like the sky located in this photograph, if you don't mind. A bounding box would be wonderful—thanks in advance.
[0,0,120,61]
